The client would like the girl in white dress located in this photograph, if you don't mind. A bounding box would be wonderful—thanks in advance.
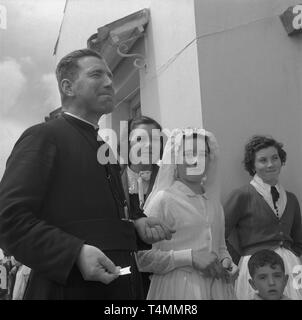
[137,128,238,300]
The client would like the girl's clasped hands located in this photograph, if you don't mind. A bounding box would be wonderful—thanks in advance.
[192,249,239,282]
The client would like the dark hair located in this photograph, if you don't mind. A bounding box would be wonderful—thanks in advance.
[128,116,162,133]
[248,249,285,279]
[127,116,163,165]
[243,135,287,176]
[56,48,104,100]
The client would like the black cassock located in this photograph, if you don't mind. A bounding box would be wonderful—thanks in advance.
[0,113,143,299]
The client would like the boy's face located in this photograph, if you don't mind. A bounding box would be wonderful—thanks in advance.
[249,264,288,300]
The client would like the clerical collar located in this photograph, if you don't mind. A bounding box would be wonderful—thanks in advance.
[64,112,99,130]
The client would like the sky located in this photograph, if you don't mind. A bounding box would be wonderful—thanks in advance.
[0,0,66,178]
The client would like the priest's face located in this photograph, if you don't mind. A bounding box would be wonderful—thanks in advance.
[254,146,282,185]
[72,56,115,117]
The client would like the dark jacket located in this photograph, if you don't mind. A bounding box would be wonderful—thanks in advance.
[224,184,302,259]
[0,114,141,299]
[120,165,159,298]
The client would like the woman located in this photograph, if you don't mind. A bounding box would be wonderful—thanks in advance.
[120,116,163,298]
[137,128,238,300]
[224,135,302,300]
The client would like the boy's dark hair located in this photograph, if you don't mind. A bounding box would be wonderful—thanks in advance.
[243,135,286,176]
[248,249,285,278]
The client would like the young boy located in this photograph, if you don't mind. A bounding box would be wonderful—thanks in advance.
[248,249,290,300]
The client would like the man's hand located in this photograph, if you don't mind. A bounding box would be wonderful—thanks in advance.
[134,217,176,244]
[76,244,120,284]
[192,250,223,279]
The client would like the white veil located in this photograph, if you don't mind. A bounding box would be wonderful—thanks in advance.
[143,128,220,215]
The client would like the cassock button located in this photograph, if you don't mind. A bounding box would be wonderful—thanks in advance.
[280,241,284,246]
[280,231,283,236]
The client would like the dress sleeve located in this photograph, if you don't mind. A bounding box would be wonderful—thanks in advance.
[136,191,192,274]
[136,248,192,274]
[0,125,84,285]
[290,194,302,257]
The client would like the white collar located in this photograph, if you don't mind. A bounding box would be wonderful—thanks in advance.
[174,180,208,199]
[253,174,281,193]
[127,166,151,176]
[64,112,99,130]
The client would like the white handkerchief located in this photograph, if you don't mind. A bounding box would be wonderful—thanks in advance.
[119,266,131,276]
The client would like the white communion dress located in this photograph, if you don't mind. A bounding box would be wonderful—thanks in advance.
[137,180,236,300]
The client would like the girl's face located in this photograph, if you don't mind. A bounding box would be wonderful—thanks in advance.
[254,146,282,185]
[176,136,210,183]
[129,123,161,165]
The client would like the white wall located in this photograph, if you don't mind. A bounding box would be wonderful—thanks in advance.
[139,0,203,130]
[194,0,302,203]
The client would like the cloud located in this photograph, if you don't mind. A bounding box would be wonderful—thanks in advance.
[0,58,26,116]
[20,56,34,65]
[0,1,65,179]
[4,0,65,55]
[13,0,65,21]
[0,71,60,180]
[0,119,25,179]
[40,73,60,109]
[0,0,65,73]
[6,0,65,30]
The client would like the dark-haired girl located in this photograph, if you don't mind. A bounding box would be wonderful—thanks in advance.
[120,116,163,298]
[224,135,302,299]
